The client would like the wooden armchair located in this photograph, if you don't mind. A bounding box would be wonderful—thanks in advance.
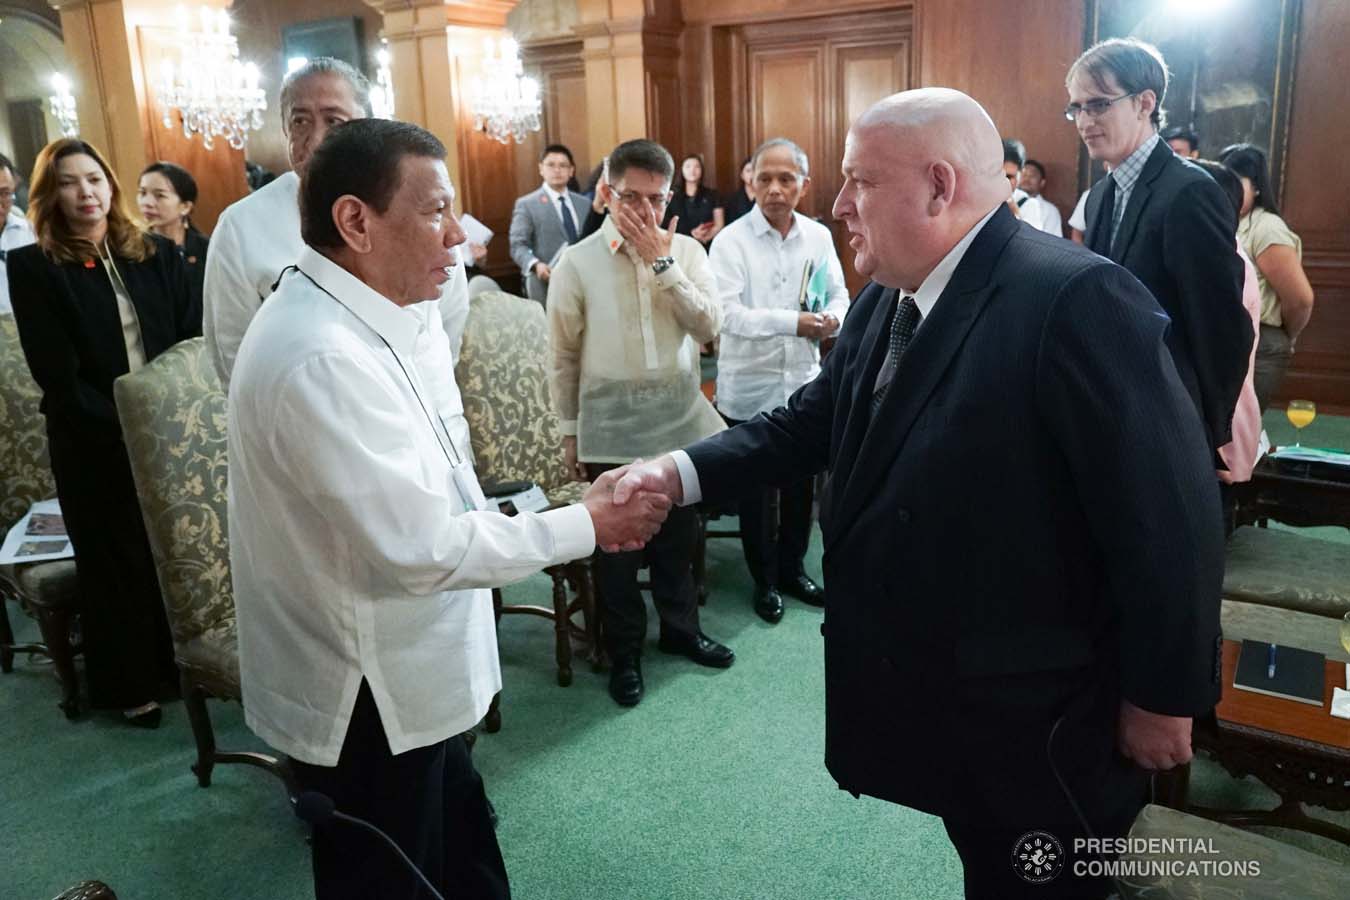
[0,313,82,717]
[114,337,292,796]
[454,291,597,728]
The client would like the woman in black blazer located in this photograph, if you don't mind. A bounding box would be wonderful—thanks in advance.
[138,161,209,309]
[7,138,201,727]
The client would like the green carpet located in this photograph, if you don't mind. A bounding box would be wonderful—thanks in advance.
[3,410,1349,898]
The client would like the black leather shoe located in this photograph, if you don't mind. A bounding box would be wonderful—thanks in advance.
[779,573,825,607]
[753,584,785,623]
[658,631,735,668]
[608,656,644,707]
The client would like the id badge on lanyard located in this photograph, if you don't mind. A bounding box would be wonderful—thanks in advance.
[451,458,489,513]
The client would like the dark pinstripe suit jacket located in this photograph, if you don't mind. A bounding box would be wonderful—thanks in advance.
[683,205,1224,825]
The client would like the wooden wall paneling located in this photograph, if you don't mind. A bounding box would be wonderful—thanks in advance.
[729,8,912,295]
[1279,247,1350,412]
[747,47,823,194]
[707,25,746,198]
[1258,0,1350,409]
[641,24,683,157]
[917,0,1084,218]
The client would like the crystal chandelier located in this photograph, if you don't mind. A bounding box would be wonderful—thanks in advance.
[469,37,541,145]
[156,7,266,151]
[48,74,79,137]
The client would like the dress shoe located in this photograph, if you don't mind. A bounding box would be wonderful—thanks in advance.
[753,584,785,623]
[608,656,644,707]
[657,631,735,668]
[779,572,825,607]
[123,702,162,729]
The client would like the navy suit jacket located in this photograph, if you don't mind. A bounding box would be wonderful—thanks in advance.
[1084,139,1249,452]
[685,206,1224,825]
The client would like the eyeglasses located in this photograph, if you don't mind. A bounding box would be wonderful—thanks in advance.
[1064,92,1138,121]
[616,191,670,208]
[0,190,15,202]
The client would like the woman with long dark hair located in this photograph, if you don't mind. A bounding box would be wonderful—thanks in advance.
[6,138,200,726]
[138,161,209,307]
[722,155,757,226]
[662,153,725,247]
[1218,143,1315,408]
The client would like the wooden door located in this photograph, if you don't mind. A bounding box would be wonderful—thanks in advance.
[713,9,912,296]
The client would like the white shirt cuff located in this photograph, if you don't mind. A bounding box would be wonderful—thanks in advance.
[540,502,596,563]
[774,308,802,335]
[652,261,685,291]
[670,450,703,506]
[558,419,578,436]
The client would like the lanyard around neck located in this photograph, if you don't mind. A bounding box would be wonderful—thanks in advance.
[293,266,464,470]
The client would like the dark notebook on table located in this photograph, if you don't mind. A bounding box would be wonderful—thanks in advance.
[1232,639,1326,706]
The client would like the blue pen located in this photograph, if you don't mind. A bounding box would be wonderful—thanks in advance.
[1267,643,1277,679]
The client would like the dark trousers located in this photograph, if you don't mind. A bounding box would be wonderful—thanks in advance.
[586,462,700,660]
[290,681,510,900]
[48,427,176,710]
[943,810,1131,900]
[723,416,814,586]
[942,677,1144,900]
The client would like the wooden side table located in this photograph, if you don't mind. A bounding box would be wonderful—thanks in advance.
[1169,640,1350,846]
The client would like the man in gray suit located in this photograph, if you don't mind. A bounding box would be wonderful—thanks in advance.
[509,143,591,303]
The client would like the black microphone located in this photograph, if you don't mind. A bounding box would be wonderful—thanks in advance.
[293,790,446,900]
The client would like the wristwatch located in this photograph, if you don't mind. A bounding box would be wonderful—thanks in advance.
[652,256,676,275]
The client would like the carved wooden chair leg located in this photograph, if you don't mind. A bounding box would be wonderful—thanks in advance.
[182,675,217,787]
[550,571,573,686]
[577,562,600,667]
[484,691,501,733]
[0,593,15,673]
[36,604,79,718]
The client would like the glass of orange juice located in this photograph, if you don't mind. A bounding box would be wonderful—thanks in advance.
[1286,400,1316,447]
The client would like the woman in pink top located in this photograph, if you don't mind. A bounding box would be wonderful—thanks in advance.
[1196,160,1261,486]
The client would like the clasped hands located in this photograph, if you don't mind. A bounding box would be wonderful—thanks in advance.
[571,446,685,553]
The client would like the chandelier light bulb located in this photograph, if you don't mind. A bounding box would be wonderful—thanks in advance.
[157,4,266,151]
[469,33,542,145]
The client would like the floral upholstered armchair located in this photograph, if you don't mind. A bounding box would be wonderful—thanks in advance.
[454,290,596,726]
[114,337,291,794]
[0,313,80,717]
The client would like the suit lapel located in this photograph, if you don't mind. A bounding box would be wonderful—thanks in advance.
[1108,140,1171,262]
[1083,177,1109,252]
[831,284,898,498]
[830,207,1017,545]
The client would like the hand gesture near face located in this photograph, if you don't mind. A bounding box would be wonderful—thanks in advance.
[612,196,676,265]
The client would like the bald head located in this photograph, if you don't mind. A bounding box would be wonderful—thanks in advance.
[833,88,1009,290]
[855,88,1009,210]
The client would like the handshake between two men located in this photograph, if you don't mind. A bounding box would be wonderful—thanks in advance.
[579,461,681,553]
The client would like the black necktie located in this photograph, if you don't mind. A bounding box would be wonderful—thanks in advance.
[559,196,579,243]
[1090,178,1117,256]
[871,293,920,416]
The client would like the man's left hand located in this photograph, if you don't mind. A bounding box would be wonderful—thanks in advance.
[1118,700,1193,770]
[613,199,675,265]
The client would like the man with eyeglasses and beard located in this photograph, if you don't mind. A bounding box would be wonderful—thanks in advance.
[546,139,735,708]
[1068,38,1249,465]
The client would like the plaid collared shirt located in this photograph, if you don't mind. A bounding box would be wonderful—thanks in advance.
[1108,133,1161,248]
